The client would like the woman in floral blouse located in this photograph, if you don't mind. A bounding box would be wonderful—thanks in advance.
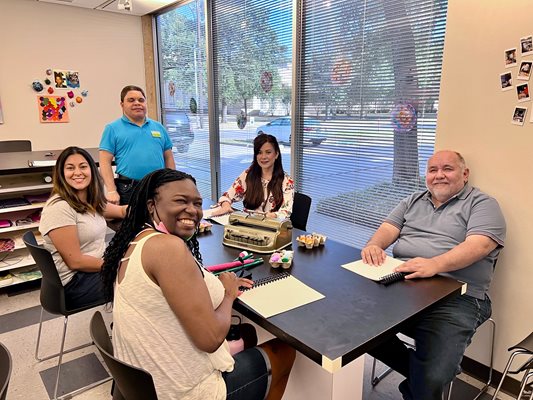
[212,133,294,219]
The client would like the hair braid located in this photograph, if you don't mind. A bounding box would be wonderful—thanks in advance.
[186,236,203,266]
[101,169,200,303]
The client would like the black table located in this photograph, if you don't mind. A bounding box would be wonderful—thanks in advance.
[198,223,464,399]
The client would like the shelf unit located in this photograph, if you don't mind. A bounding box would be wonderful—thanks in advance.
[0,171,52,288]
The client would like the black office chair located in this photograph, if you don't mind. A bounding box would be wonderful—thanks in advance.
[22,231,110,400]
[491,331,533,400]
[0,140,32,153]
[0,342,12,400]
[291,192,312,231]
[90,311,159,400]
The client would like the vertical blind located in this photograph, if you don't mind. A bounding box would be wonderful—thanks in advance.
[297,0,448,248]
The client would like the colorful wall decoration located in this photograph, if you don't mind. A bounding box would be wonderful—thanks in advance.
[66,71,80,88]
[500,34,532,125]
[37,96,69,123]
[31,67,88,123]
[53,70,68,88]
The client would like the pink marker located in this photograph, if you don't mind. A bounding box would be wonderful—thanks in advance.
[205,258,256,272]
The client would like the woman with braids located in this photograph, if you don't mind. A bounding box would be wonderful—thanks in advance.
[101,168,295,400]
[210,133,294,219]
[39,146,126,309]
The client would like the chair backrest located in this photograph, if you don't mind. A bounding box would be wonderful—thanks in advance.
[0,140,32,153]
[90,312,159,400]
[22,231,66,315]
[0,342,12,400]
[290,192,312,231]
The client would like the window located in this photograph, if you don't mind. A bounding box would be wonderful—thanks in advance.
[155,1,211,196]
[296,0,447,248]
[155,0,448,247]
[211,0,293,199]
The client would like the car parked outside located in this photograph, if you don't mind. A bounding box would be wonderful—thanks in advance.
[163,111,194,153]
[255,117,326,145]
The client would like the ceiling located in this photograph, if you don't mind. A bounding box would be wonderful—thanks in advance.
[35,0,176,16]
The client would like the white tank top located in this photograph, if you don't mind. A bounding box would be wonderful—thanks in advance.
[112,232,234,400]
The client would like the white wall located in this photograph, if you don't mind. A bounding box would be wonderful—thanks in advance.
[0,0,146,150]
[438,0,533,373]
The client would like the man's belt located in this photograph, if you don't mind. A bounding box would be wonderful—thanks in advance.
[116,174,138,184]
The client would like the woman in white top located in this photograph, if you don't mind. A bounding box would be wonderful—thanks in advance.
[212,133,294,219]
[101,168,295,400]
[39,146,125,309]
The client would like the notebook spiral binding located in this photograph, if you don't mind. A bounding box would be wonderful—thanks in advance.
[378,271,408,286]
[242,271,291,291]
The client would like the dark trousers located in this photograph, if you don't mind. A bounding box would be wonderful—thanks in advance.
[64,271,106,310]
[115,176,140,205]
[368,293,491,400]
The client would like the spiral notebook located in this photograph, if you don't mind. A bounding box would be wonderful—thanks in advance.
[341,257,408,285]
[239,272,325,318]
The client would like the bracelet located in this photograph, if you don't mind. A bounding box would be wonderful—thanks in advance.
[108,191,117,194]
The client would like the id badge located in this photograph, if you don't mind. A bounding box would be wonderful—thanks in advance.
[151,131,161,138]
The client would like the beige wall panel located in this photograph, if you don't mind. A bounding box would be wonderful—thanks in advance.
[0,0,145,150]
[437,0,533,372]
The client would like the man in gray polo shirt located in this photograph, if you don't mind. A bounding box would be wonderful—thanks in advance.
[362,150,505,400]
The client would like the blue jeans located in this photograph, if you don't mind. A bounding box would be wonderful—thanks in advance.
[223,346,271,400]
[368,293,491,400]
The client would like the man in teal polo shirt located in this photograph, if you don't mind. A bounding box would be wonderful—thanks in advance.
[99,85,175,204]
